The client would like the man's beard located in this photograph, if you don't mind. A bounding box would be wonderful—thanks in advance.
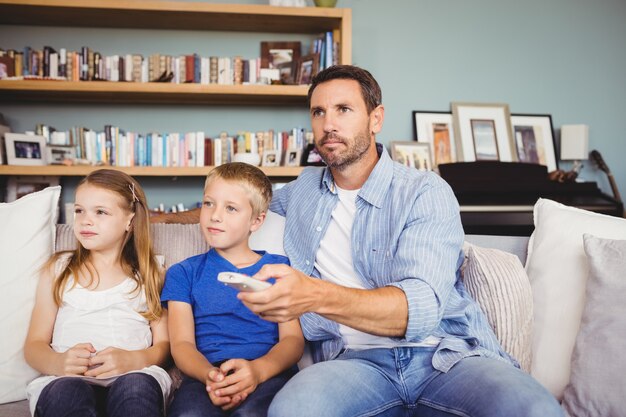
[316,129,372,171]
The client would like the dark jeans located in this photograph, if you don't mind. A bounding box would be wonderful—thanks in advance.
[168,368,296,417]
[35,373,164,417]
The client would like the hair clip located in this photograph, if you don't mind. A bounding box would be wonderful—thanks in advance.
[129,183,139,203]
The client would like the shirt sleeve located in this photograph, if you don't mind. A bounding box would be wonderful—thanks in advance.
[269,178,296,216]
[160,262,194,307]
[387,179,464,343]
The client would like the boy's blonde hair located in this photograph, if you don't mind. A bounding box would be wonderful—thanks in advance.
[51,169,163,321]
[204,162,273,217]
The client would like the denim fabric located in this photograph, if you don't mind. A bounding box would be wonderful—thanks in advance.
[35,373,163,417]
[269,348,563,417]
[168,368,296,417]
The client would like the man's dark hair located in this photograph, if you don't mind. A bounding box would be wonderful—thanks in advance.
[307,65,382,114]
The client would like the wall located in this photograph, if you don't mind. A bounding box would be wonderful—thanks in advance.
[2,0,625,208]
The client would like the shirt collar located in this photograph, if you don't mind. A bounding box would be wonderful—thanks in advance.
[320,143,393,209]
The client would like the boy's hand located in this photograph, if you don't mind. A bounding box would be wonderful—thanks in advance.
[84,347,142,378]
[57,343,96,376]
[207,358,261,410]
[206,367,247,410]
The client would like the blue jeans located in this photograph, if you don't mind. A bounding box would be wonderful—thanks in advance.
[269,347,563,417]
[168,368,296,417]
[36,373,164,417]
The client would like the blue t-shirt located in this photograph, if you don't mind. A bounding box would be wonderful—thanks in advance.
[161,249,289,364]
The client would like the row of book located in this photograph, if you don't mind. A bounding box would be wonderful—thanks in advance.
[35,124,312,168]
[0,33,339,85]
[0,47,266,85]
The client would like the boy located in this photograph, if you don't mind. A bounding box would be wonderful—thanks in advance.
[161,163,304,417]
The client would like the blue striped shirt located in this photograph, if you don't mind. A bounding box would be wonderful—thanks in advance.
[270,144,515,372]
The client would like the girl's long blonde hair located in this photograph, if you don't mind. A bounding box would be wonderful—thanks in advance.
[52,169,163,321]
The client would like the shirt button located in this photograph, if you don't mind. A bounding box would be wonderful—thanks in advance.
[316,226,322,232]
[305,260,310,265]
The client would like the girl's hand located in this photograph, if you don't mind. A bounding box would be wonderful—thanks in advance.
[207,359,260,410]
[84,347,142,378]
[58,343,96,376]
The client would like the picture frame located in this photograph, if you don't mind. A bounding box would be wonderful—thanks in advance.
[390,141,433,171]
[262,149,280,167]
[510,113,558,172]
[301,143,325,166]
[412,110,457,169]
[451,102,516,162]
[47,145,76,165]
[5,133,47,166]
[296,54,319,85]
[260,41,301,70]
[276,61,297,85]
[0,123,10,165]
[285,149,302,167]
[6,175,60,202]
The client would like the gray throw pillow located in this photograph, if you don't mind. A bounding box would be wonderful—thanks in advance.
[562,234,626,417]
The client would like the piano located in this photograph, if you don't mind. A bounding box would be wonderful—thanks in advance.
[438,161,624,236]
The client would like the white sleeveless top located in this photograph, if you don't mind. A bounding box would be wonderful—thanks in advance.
[26,257,172,416]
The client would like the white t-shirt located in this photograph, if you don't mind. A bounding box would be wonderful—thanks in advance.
[315,184,440,350]
[26,257,171,416]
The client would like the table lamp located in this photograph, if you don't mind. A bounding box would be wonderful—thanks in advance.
[560,124,589,174]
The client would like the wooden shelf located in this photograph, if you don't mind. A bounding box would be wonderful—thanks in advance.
[0,80,311,105]
[0,0,348,190]
[0,0,352,65]
[0,165,304,178]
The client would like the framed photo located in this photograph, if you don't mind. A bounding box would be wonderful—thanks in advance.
[276,61,296,85]
[5,133,47,166]
[451,102,516,162]
[301,143,325,166]
[262,149,280,167]
[510,114,558,172]
[6,175,60,202]
[413,111,457,169]
[260,41,301,70]
[47,145,76,165]
[296,54,319,85]
[285,149,302,167]
[0,123,10,165]
[390,141,433,171]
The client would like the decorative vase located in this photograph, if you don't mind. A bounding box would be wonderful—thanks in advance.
[313,0,337,7]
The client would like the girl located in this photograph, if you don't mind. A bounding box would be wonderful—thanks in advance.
[24,169,172,417]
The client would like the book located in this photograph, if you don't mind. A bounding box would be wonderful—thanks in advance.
[0,55,15,78]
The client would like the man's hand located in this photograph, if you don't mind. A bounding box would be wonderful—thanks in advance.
[237,264,322,322]
[57,343,96,376]
[84,347,143,378]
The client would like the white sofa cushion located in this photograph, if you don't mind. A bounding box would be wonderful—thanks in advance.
[0,186,60,404]
[525,198,626,399]
[562,235,626,416]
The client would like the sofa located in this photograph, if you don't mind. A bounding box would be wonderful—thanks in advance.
[1,187,625,417]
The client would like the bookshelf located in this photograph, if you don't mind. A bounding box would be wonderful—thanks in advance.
[0,0,351,195]
[0,164,303,178]
[0,0,352,106]
[0,80,311,105]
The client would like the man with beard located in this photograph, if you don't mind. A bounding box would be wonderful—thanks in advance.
[233,65,562,417]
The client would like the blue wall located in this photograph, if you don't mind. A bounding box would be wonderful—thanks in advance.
[2,0,625,208]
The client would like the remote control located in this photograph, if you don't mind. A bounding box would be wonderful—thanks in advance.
[217,271,272,292]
